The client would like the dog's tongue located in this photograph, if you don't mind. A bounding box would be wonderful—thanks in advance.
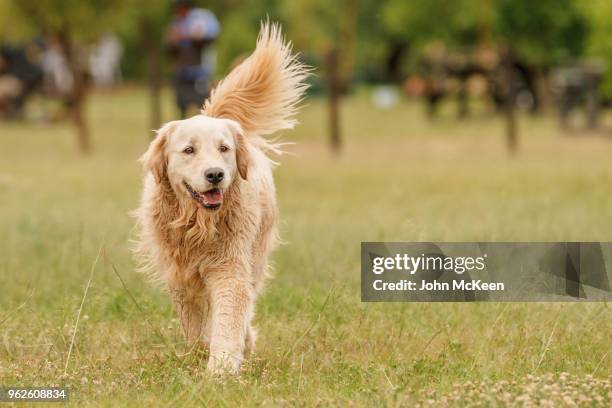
[202,188,223,205]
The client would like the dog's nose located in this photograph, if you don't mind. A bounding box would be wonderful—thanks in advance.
[205,167,225,184]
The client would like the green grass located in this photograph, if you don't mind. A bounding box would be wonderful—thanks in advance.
[0,87,610,406]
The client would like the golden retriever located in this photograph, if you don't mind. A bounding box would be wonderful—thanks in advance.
[133,22,308,374]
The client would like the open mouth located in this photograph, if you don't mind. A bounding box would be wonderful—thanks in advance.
[183,182,223,210]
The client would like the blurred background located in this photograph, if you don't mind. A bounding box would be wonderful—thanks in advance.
[1,1,611,403]
[1,0,612,151]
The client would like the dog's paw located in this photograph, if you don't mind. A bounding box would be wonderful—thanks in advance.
[207,352,241,376]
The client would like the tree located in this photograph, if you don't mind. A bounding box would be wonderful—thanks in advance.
[493,0,588,68]
[493,0,588,148]
[119,0,171,134]
[0,2,35,41]
[381,0,591,153]
[119,0,270,133]
[11,0,122,153]
[581,0,612,99]
[382,0,488,50]
[282,0,359,154]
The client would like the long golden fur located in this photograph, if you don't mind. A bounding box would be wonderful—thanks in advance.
[133,22,308,374]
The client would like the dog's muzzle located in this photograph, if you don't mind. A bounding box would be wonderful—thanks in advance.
[184,181,223,210]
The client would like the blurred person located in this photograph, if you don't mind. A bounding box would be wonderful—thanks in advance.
[0,74,23,118]
[166,0,220,118]
[0,51,22,117]
[39,34,91,124]
[40,35,74,99]
[89,33,123,88]
[0,43,43,119]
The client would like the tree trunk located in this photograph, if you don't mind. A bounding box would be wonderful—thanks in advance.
[59,29,91,153]
[501,46,518,154]
[325,48,341,154]
[72,101,90,152]
[142,19,163,135]
[148,52,163,134]
[322,0,358,155]
[533,67,551,113]
[457,77,469,118]
[585,74,600,130]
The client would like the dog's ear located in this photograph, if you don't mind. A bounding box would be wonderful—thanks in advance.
[224,119,250,180]
[141,121,177,183]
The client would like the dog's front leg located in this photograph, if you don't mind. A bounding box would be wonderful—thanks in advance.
[168,277,208,349]
[205,267,253,375]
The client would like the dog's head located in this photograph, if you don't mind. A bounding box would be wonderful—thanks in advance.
[141,115,250,211]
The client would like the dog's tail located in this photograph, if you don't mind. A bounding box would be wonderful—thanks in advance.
[201,21,310,137]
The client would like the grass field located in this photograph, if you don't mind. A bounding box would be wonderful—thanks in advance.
[0,88,611,406]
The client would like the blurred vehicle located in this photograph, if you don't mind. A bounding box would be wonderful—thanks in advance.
[552,60,606,130]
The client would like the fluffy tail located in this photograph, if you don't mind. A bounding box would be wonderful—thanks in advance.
[201,21,310,136]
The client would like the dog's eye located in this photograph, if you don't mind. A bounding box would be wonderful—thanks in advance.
[219,145,230,153]
[183,146,195,154]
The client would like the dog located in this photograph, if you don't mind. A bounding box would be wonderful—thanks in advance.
[133,22,308,374]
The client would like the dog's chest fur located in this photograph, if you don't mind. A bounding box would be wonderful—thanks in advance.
[152,179,260,276]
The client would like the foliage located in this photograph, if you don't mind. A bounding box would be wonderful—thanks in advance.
[493,0,589,66]
[580,0,612,97]
[0,1,35,41]
[2,0,612,94]
[381,0,490,49]
[12,0,123,42]
[381,0,589,67]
